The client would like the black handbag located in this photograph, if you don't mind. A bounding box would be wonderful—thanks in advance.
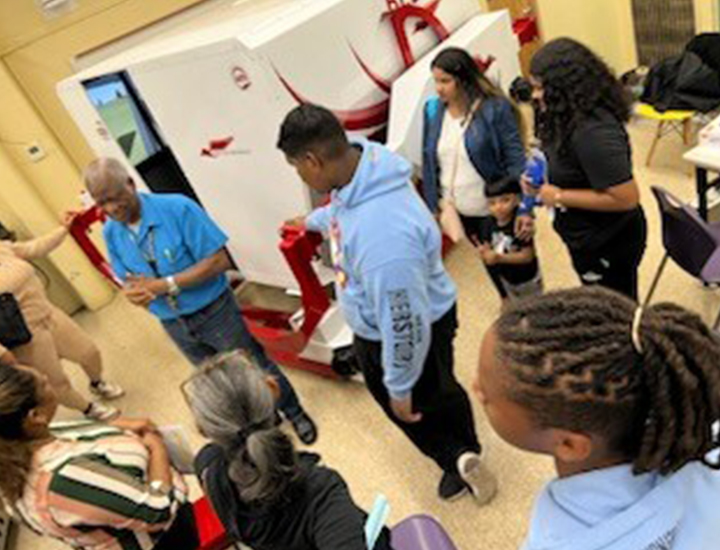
[0,292,32,349]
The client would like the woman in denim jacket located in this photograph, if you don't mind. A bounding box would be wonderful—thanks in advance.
[422,47,533,298]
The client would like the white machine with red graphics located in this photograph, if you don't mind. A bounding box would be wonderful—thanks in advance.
[58,0,522,376]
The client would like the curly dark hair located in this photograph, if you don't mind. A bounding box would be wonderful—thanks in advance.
[494,287,720,476]
[530,38,632,148]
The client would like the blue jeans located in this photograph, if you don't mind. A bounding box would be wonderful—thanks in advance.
[161,290,303,420]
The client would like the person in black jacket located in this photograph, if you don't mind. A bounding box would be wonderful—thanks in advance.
[525,38,647,300]
[183,351,393,550]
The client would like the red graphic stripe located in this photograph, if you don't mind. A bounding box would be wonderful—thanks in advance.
[348,43,393,94]
[275,69,390,131]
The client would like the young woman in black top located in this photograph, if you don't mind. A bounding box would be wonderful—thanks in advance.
[525,38,647,300]
[183,351,392,550]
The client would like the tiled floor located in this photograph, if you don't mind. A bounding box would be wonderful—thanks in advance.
[14,118,720,550]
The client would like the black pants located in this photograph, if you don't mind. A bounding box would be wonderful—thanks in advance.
[153,503,200,550]
[460,215,508,298]
[353,305,481,474]
[568,211,647,301]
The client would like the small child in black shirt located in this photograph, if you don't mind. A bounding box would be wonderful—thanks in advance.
[479,177,543,302]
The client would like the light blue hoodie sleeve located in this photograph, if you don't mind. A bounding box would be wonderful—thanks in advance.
[363,258,432,400]
[306,205,332,233]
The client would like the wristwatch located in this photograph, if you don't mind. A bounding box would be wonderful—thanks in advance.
[150,480,170,496]
[165,276,181,297]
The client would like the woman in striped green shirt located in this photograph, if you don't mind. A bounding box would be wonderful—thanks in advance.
[0,363,198,549]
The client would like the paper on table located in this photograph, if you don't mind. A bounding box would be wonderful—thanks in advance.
[364,494,390,550]
[157,425,195,475]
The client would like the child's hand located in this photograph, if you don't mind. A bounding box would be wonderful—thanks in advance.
[479,244,499,265]
[515,215,535,242]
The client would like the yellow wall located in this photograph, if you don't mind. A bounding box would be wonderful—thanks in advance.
[535,0,719,75]
[695,0,719,33]
[535,0,638,74]
[0,0,206,310]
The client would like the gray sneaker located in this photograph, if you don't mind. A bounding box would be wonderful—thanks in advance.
[90,380,125,400]
[457,452,498,505]
[85,402,120,422]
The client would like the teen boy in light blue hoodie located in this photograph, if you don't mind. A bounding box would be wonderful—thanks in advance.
[475,286,720,550]
[278,104,497,503]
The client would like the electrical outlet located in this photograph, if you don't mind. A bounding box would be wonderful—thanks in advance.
[26,142,47,163]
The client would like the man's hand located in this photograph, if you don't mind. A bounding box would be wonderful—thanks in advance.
[0,350,18,367]
[123,276,159,308]
[515,214,535,242]
[125,275,170,307]
[285,216,306,228]
[390,396,422,424]
[280,216,307,237]
[479,244,499,265]
[110,417,158,435]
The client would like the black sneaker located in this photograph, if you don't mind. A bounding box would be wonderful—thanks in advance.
[438,471,469,501]
[290,411,318,445]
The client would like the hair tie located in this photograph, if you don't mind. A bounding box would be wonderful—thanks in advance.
[236,416,275,444]
[236,428,252,443]
[632,307,644,354]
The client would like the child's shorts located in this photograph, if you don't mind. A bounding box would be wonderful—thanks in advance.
[502,274,544,300]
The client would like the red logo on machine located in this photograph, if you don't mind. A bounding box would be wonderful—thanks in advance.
[274,0,496,132]
[200,136,251,158]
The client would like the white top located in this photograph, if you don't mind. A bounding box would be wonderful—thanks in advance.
[128,221,142,235]
[684,144,720,172]
[437,111,488,217]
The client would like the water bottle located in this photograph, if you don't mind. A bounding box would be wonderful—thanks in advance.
[525,146,547,190]
[524,146,547,209]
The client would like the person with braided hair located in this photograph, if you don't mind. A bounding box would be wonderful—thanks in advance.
[474,286,720,550]
[183,351,393,550]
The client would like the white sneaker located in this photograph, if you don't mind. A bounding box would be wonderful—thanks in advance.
[457,451,498,505]
[90,380,125,400]
[85,402,120,422]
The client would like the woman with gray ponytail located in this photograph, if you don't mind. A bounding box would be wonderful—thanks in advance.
[183,352,393,550]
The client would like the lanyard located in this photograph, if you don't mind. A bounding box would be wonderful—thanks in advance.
[128,226,178,310]
[131,227,160,277]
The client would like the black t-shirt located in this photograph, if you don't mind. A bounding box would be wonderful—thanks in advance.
[480,209,539,285]
[545,109,644,251]
[195,444,393,550]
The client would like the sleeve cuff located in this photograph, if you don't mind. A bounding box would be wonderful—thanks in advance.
[388,388,412,401]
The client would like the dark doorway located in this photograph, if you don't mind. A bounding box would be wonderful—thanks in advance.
[83,72,201,204]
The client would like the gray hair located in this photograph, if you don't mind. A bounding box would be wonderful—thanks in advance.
[83,157,132,195]
[183,352,299,504]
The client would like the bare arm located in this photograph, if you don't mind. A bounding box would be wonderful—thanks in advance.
[494,246,535,265]
[142,432,173,489]
[174,249,232,289]
[9,227,68,261]
[540,180,640,212]
[128,249,232,298]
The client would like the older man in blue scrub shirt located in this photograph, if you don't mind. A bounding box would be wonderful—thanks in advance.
[83,157,317,444]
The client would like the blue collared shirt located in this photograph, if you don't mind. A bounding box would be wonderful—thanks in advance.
[104,193,229,320]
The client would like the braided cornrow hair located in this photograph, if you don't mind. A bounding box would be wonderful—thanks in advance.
[495,286,720,475]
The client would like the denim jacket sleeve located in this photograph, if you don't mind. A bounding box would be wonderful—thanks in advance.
[421,99,441,213]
